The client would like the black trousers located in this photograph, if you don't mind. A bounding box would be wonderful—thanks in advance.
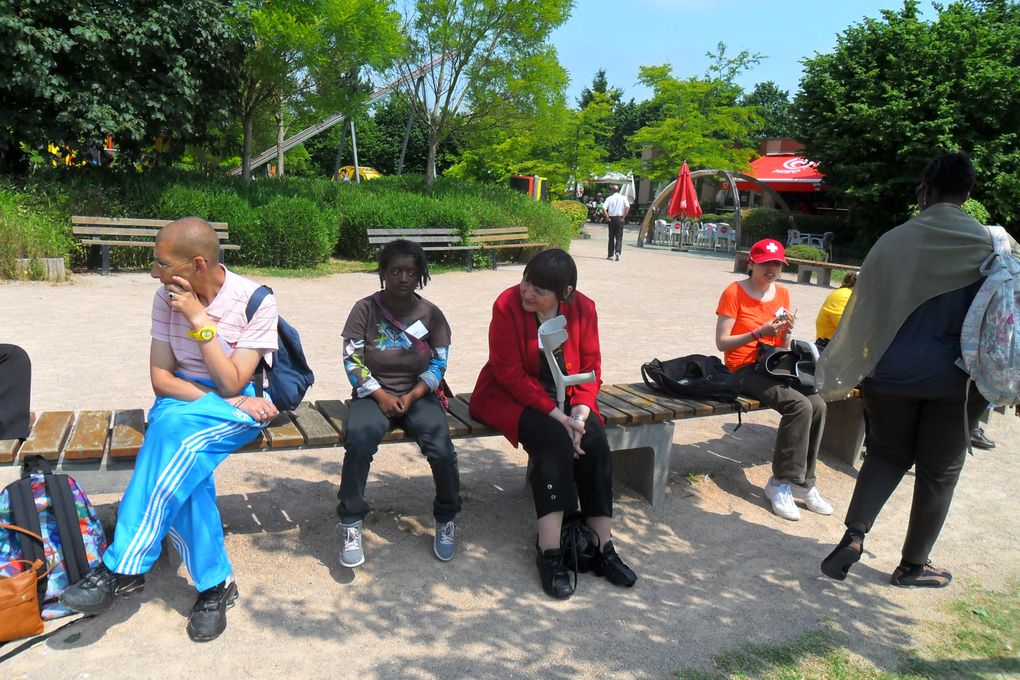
[737,367,826,487]
[844,388,968,565]
[337,393,462,523]
[518,408,613,519]
[967,382,990,427]
[0,344,31,440]
[607,216,625,257]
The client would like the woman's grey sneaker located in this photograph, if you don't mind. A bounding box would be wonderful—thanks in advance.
[58,563,145,615]
[891,560,952,588]
[339,520,365,567]
[791,483,834,515]
[434,518,457,561]
[187,577,238,643]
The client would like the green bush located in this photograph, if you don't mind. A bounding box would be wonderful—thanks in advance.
[963,198,991,225]
[0,189,72,278]
[255,196,335,268]
[785,244,828,271]
[742,207,788,242]
[551,200,588,235]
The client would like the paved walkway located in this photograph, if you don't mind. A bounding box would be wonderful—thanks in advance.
[0,223,1017,678]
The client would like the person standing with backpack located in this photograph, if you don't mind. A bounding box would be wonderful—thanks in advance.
[60,217,279,641]
[715,238,832,522]
[818,152,1020,588]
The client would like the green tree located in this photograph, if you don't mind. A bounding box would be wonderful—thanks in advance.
[577,68,622,109]
[742,81,793,140]
[237,0,402,182]
[629,65,760,182]
[394,0,574,191]
[794,0,1020,246]
[0,0,245,170]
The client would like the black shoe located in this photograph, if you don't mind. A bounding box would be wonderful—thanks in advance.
[592,540,637,587]
[536,545,574,600]
[820,528,864,581]
[970,427,996,450]
[891,560,952,588]
[59,563,145,615]
[187,579,239,642]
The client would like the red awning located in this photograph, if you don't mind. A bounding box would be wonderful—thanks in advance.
[734,155,824,193]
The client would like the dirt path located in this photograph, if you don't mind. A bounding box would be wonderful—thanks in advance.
[1,224,1017,678]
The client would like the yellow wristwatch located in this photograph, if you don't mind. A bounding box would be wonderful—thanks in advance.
[188,325,217,343]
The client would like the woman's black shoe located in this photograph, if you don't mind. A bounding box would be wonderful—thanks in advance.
[592,541,637,587]
[536,545,575,599]
[821,529,864,581]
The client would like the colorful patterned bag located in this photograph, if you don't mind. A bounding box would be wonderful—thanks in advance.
[959,225,1020,406]
[0,456,107,620]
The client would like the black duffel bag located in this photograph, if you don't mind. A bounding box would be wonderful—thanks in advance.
[641,354,742,402]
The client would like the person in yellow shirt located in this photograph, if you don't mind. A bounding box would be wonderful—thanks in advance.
[815,272,857,349]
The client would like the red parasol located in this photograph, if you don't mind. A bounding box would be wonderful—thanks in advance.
[667,162,703,219]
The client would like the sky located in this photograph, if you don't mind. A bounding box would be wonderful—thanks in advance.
[551,0,938,105]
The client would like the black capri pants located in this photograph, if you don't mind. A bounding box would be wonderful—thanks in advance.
[518,408,613,519]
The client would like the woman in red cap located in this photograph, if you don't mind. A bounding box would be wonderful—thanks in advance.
[715,238,831,521]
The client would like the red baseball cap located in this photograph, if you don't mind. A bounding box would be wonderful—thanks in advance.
[749,238,787,264]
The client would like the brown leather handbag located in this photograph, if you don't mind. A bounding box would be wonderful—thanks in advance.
[0,523,49,642]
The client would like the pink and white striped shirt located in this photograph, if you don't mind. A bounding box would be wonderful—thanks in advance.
[151,266,278,383]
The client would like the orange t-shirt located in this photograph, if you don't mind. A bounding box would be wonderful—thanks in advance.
[715,281,791,371]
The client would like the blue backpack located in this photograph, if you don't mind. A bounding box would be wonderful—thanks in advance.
[245,285,315,411]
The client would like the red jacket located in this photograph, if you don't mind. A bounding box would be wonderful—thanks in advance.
[469,285,603,446]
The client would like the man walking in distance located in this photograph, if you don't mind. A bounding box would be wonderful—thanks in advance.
[604,185,630,261]
[60,217,280,642]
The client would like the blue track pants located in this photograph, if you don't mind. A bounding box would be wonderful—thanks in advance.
[102,388,262,592]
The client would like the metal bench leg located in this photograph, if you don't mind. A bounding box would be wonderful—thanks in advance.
[604,420,676,506]
[489,251,497,270]
[465,250,473,273]
[101,245,110,276]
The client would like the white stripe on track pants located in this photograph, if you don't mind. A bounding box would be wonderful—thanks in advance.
[102,390,262,592]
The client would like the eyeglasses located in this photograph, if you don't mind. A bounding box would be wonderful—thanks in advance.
[152,257,189,271]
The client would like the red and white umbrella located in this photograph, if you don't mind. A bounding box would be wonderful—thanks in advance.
[667,162,703,220]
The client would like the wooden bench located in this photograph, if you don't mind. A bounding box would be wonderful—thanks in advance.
[72,217,240,275]
[0,385,864,507]
[367,227,546,272]
[734,250,861,287]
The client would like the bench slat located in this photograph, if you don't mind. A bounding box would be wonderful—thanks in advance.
[445,413,470,438]
[471,227,529,236]
[291,402,340,447]
[0,439,21,464]
[366,228,459,236]
[382,424,408,441]
[74,227,231,240]
[368,235,460,244]
[64,410,111,461]
[76,239,240,250]
[596,393,652,423]
[72,217,228,229]
[445,397,492,435]
[469,234,534,243]
[19,411,74,462]
[615,384,698,419]
[238,430,267,452]
[265,412,304,448]
[595,400,630,426]
[110,410,146,459]
[601,385,673,421]
[477,242,546,250]
[315,400,348,443]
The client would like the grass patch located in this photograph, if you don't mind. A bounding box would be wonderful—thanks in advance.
[676,581,1020,679]
[685,471,712,484]
[232,257,376,279]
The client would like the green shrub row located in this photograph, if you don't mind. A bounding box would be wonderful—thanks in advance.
[551,200,588,235]
[0,189,73,278]
[0,169,576,274]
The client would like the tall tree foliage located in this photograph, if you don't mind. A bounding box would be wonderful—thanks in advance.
[237,0,402,181]
[794,0,1020,245]
[394,0,573,191]
[742,81,793,140]
[0,0,244,170]
[629,64,759,182]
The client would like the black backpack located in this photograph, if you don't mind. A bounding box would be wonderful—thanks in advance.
[641,354,742,402]
[245,285,315,411]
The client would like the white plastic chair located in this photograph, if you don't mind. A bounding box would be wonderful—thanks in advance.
[716,223,736,252]
[670,221,687,247]
[787,229,803,246]
[696,223,717,249]
[653,219,669,245]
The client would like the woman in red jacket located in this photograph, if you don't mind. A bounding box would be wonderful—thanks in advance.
[470,249,636,600]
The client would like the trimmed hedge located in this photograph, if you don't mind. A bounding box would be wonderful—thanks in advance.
[551,200,588,235]
[0,169,575,273]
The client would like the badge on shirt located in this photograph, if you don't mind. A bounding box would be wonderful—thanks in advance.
[405,320,428,339]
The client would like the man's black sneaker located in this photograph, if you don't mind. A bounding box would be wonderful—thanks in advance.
[592,540,637,587]
[970,427,996,450]
[58,563,145,615]
[187,578,239,642]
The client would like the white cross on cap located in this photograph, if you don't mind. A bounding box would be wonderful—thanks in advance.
[766,242,779,253]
